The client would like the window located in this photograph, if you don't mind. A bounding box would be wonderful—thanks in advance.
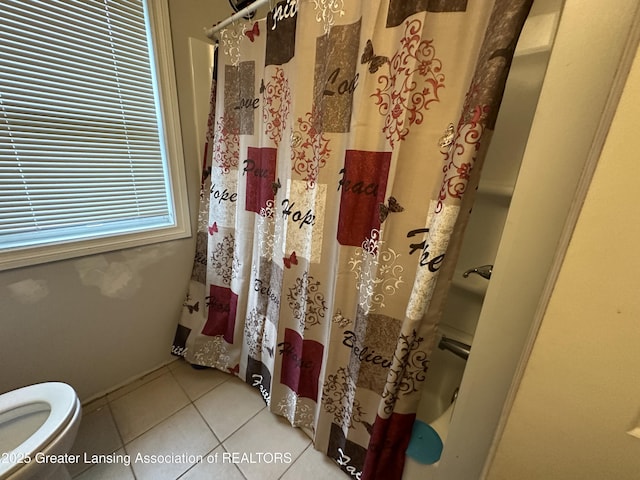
[0,0,190,270]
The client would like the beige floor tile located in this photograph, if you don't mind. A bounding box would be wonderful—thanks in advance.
[169,360,230,401]
[194,377,265,440]
[69,405,122,477]
[179,445,245,480]
[73,362,347,480]
[125,404,219,480]
[223,409,311,480]
[74,449,135,480]
[110,372,190,443]
[280,444,345,480]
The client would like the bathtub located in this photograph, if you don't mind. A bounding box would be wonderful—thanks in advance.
[402,328,469,480]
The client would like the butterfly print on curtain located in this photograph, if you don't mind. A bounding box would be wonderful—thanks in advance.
[370,18,445,148]
[361,40,388,74]
[244,22,260,42]
[378,196,404,223]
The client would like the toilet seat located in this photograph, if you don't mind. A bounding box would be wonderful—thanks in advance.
[0,382,79,479]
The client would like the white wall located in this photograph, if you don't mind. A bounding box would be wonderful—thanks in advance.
[0,0,230,402]
[486,35,640,480]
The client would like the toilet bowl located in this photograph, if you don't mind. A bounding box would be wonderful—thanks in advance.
[0,382,81,480]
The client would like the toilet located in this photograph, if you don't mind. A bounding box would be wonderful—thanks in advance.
[0,383,81,480]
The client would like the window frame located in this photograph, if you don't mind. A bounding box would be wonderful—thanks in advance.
[0,0,191,271]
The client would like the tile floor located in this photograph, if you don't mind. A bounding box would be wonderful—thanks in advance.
[69,359,345,479]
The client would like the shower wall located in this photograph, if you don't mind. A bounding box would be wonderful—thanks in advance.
[437,0,562,345]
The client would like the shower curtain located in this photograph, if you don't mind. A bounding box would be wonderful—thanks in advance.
[173,0,531,478]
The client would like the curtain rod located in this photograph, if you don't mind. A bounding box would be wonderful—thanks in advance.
[205,0,271,39]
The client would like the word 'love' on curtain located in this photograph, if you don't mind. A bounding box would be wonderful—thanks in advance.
[173,0,531,478]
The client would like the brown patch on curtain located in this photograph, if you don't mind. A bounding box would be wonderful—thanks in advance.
[462,0,533,130]
[224,62,256,135]
[313,20,361,133]
[386,0,468,28]
[266,0,297,65]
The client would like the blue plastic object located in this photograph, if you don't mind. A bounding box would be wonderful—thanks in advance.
[406,420,444,465]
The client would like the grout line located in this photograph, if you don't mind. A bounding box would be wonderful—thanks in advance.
[175,443,219,479]
[107,401,139,480]
[220,444,250,480]
[106,401,127,453]
[278,442,312,479]
[218,404,267,443]
[167,359,232,402]
[121,403,193,448]
[191,390,224,446]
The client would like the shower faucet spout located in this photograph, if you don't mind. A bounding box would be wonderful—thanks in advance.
[438,336,471,361]
[463,264,493,280]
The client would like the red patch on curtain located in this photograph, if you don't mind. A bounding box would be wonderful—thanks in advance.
[362,412,416,480]
[244,147,277,213]
[202,285,238,343]
[279,328,324,401]
[337,150,391,247]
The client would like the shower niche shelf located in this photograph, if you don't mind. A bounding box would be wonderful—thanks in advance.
[476,181,514,198]
[451,274,488,298]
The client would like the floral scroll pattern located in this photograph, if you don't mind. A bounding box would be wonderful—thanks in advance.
[312,0,346,34]
[192,336,232,371]
[370,18,445,148]
[349,229,404,315]
[256,200,284,263]
[219,24,243,67]
[322,366,366,429]
[212,113,240,174]
[291,107,331,189]
[244,307,272,358]
[211,233,240,285]
[278,390,315,429]
[262,68,291,147]
[381,329,430,415]
[436,82,488,213]
[287,271,328,331]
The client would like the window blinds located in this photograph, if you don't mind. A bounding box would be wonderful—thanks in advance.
[0,0,174,251]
